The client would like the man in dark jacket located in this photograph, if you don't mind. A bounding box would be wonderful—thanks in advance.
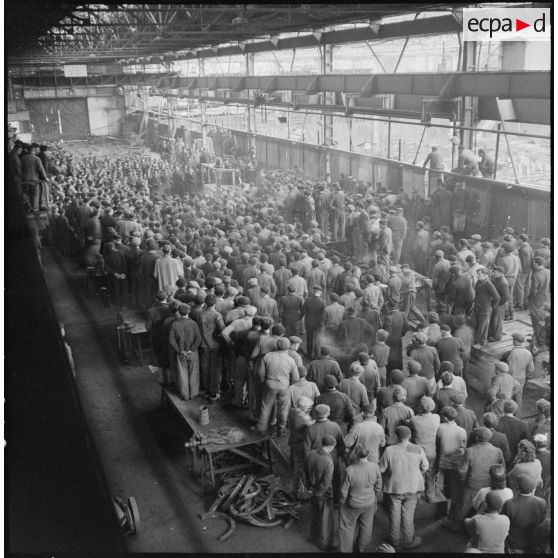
[196,294,225,401]
[383,302,408,371]
[21,143,47,212]
[488,266,509,341]
[337,306,375,354]
[317,375,356,434]
[104,241,128,309]
[145,291,172,379]
[302,286,326,359]
[304,435,337,551]
[472,266,500,346]
[138,239,161,309]
[305,404,345,506]
[278,284,304,338]
[453,427,505,526]
[307,346,343,393]
[435,325,466,376]
[446,265,474,316]
[8,142,23,202]
[482,412,511,466]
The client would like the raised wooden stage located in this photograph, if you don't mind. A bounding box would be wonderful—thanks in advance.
[466,313,534,397]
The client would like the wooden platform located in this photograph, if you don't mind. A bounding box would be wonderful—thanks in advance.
[466,316,533,396]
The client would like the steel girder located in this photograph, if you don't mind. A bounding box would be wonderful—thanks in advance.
[156,71,550,100]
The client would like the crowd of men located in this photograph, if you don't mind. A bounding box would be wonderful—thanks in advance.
[8,134,551,553]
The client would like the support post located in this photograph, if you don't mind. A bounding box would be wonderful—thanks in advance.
[321,43,333,182]
[493,123,501,179]
[245,52,256,155]
[460,40,477,149]
[199,57,207,148]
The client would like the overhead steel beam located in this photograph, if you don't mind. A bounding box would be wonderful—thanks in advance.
[155,71,550,100]
[8,14,460,65]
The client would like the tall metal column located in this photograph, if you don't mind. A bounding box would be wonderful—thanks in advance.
[460,40,477,149]
[245,52,256,154]
[321,43,333,182]
[199,57,207,147]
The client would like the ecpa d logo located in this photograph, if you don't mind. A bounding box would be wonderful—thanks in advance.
[463,7,551,41]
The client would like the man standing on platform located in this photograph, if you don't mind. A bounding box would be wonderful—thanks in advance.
[472,266,500,347]
[499,242,521,320]
[169,304,202,401]
[488,266,509,342]
[379,425,428,550]
[388,208,407,265]
[506,333,534,412]
[257,337,299,437]
[399,264,425,324]
[197,294,225,402]
[515,234,533,310]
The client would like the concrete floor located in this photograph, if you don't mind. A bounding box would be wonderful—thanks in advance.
[42,246,543,553]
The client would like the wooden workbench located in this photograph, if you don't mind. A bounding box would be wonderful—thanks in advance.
[162,389,274,493]
[117,308,150,364]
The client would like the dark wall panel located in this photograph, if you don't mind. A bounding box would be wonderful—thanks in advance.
[27,98,90,141]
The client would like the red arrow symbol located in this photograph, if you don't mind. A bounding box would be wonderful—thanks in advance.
[516,18,530,31]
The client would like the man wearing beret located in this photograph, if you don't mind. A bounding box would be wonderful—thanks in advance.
[303,434,337,551]
[379,425,428,550]
[451,427,504,528]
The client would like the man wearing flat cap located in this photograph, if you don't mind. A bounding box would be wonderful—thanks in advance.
[303,433,337,550]
[278,284,304,338]
[451,427,504,528]
[487,265,509,342]
[307,347,343,393]
[495,399,529,460]
[304,404,345,506]
[317,375,356,435]
[301,285,326,359]
[486,361,521,418]
[338,442,383,553]
[505,332,534,411]
[379,425,428,550]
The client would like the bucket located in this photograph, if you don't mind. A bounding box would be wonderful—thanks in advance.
[199,405,209,425]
